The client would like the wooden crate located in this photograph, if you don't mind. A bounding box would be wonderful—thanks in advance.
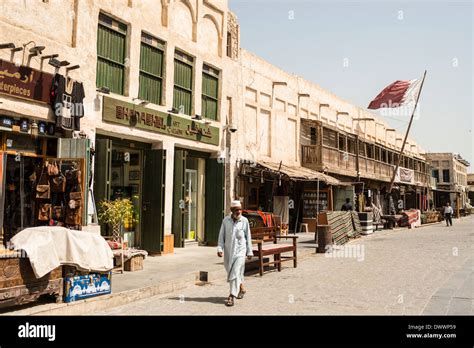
[124,255,144,272]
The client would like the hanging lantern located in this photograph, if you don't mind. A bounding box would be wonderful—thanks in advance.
[30,121,38,137]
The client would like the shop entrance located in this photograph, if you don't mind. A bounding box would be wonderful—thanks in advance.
[183,157,206,242]
[94,136,165,253]
[172,149,224,247]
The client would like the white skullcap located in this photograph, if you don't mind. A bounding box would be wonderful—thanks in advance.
[230,200,242,208]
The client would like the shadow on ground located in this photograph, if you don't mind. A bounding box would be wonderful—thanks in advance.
[169,296,224,305]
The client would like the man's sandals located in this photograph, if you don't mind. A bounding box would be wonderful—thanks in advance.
[225,295,235,307]
[225,288,246,306]
[237,288,246,299]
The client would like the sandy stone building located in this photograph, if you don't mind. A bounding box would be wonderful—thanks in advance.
[0,0,432,251]
[425,153,470,212]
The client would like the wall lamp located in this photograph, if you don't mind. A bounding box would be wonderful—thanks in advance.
[48,57,70,69]
[0,43,15,50]
[40,54,58,70]
[133,97,149,106]
[96,86,110,94]
[41,54,58,61]
[6,44,23,63]
[66,65,80,72]
[26,45,45,66]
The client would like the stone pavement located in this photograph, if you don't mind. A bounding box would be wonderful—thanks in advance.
[2,232,316,315]
[96,216,474,315]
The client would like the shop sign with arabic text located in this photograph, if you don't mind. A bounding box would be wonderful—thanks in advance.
[0,59,53,103]
[102,97,220,146]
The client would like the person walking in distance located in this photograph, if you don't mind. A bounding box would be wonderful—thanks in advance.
[217,200,253,307]
[444,202,454,227]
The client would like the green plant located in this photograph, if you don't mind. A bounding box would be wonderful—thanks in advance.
[98,198,136,240]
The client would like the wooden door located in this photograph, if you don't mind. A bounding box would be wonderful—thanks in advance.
[205,158,224,245]
[172,149,186,247]
[141,149,166,253]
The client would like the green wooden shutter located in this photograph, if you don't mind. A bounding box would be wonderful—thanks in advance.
[96,19,126,95]
[139,43,164,105]
[93,139,112,235]
[142,149,166,253]
[201,72,218,120]
[205,159,224,245]
[173,59,193,115]
[172,149,187,247]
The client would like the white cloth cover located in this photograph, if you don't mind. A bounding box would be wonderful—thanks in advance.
[11,226,114,278]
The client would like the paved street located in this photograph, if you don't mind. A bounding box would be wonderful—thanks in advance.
[97,216,473,315]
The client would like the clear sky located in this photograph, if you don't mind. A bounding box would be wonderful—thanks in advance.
[230,0,473,167]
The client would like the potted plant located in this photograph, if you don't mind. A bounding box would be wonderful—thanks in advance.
[98,198,136,241]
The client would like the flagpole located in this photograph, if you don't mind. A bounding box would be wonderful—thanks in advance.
[387,70,427,195]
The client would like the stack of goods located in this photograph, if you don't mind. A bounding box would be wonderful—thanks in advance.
[425,211,441,224]
[420,214,427,224]
[350,211,362,238]
[399,210,420,228]
[326,211,352,245]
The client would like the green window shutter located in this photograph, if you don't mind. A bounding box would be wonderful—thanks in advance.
[96,17,126,95]
[172,149,187,247]
[205,159,224,245]
[201,72,218,120]
[173,58,193,115]
[139,42,164,105]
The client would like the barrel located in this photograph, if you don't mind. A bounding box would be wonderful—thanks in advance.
[358,212,374,235]
[316,225,332,253]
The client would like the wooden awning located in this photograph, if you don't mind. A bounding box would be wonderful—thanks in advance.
[256,161,351,186]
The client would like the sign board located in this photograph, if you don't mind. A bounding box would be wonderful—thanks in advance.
[102,97,220,146]
[0,59,53,103]
[394,166,415,185]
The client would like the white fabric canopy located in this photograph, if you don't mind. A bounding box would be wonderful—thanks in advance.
[11,226,114,278]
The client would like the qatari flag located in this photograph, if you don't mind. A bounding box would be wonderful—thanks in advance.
[368,78,422,109]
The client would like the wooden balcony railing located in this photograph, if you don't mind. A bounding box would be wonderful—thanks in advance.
[302,144,431,186]
[301,145,319,164]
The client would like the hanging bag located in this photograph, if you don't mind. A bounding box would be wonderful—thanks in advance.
[38,203,52,221]
[66,201,82,225]
[51,174,66,193]
[36,164,50,199]
[50,162,66,193]
[52,205,64,221]
[69,182,83,201]
[47,161,59,176]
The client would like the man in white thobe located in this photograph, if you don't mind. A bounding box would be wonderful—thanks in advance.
[217,200,253,307]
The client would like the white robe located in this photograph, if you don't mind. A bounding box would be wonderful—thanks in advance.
[217,215,253,296]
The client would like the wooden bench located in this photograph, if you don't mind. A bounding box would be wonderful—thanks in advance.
[251,226,298,276]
